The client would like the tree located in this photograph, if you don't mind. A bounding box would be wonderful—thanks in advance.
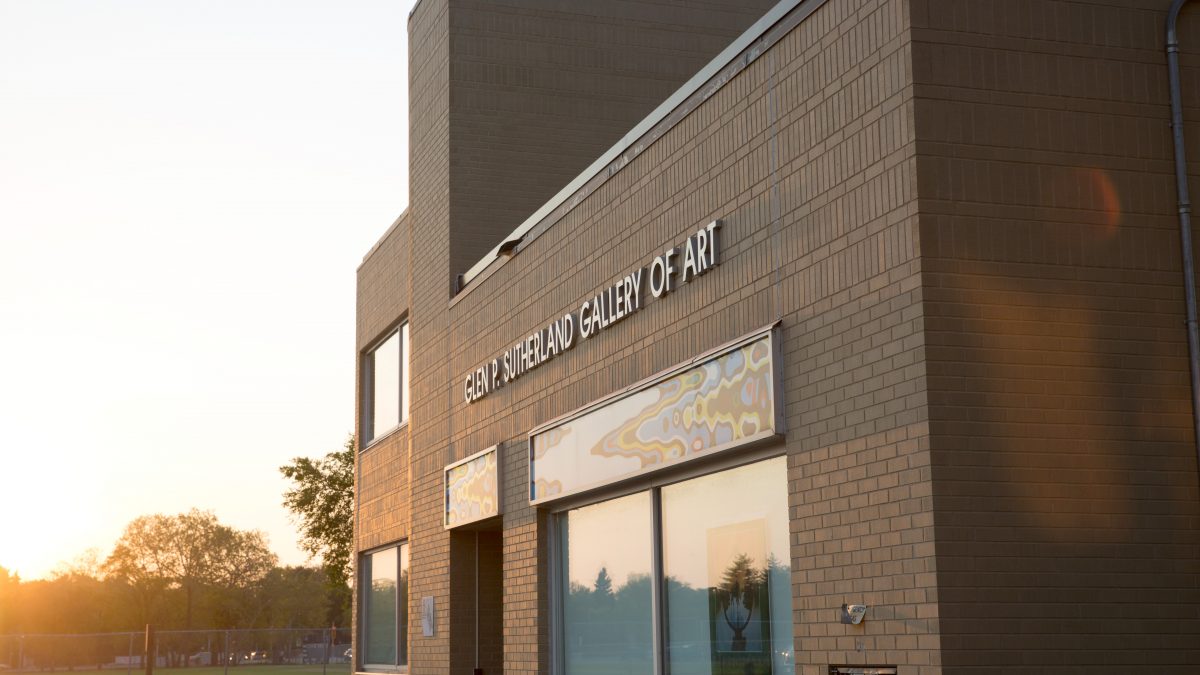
[0,566,19,634]
[716,554,761,651]
[593,567,614,598]
[102,509,277,630]
[279,435,354,622]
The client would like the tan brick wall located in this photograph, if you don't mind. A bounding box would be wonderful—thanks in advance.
[498,440,548,675]
[445,0,779,280]
[441,0,937,672]
[354,205,415,666]
[356,0,1200,670]
[406,0,455,670]
[349,0,1200,672]
[911,0,1200,671]
[356,207,415,550]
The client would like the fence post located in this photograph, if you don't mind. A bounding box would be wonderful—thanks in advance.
[126,633,133,675]
[17,635,23,673]
[223,631,230,675]
[143,625,154,675]
[322,626,330,675]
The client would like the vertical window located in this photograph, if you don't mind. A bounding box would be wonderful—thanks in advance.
[556,457,794,675]
[363,323,409,445]
[661,457,793,674]
[361,543,409,670]
[560,491,654,674]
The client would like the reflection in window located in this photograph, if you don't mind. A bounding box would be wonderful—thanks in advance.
[556,457,793,675]
[361,543,409,669]
[363,323,409,445]
[560,491,653,674]
[662,456,793,674]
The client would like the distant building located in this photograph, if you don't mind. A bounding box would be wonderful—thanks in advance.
[353,0,1200,673]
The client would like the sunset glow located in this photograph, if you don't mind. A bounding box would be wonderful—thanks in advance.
[0,0,417,580]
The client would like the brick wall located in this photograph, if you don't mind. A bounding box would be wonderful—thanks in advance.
[357,0,1200,671]
[911,0,1200,671]
[498,440,547,674]
[407,0,454,671]
[354,210,414,664]
[443,0,938,673]
[356,207,414,551]
[445,0,779,280]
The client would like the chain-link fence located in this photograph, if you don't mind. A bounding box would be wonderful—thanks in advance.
[0,628,351,674]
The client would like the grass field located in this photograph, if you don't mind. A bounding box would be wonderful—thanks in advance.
[5,667,352,675]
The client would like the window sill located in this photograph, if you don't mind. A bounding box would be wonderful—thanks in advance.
[361,420,409,452]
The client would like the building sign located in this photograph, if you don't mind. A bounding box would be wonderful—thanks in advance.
[528,326,781,504]
[464,221,721,403]
[443,446,501,529]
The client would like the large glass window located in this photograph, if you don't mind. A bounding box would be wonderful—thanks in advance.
[662,457,793,674]
[361,543,409,670]
[556,457,793,675]
[560,492,654,674]
[363,323,409,445]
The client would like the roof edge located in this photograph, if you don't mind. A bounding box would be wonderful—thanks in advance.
[455,0,819,293]
[358,208,410,271]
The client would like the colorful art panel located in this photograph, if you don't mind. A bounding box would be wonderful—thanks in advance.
[530,331,779,504]
[444,446,500,528]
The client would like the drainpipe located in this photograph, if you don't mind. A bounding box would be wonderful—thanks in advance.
[1166,0,1200,477]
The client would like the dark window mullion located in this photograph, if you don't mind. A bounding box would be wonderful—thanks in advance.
[403,329,408,422]
[360,555,366,669]
[398,542,408,662]
[651,488,665,675]
[363,351,374,444]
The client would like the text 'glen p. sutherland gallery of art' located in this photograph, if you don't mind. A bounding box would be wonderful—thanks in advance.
[352,0,1200,673]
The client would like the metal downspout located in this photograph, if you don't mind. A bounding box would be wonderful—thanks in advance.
[1166,0,1200,478]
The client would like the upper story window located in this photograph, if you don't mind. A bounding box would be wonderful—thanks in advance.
[363,322,409,446]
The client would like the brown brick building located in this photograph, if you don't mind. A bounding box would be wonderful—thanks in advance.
[353,1,1200,673]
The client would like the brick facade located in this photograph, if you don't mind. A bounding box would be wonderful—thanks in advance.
[912,0,1200,670]
[355,0,1200,673]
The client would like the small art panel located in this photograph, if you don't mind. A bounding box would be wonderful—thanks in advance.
[530,329,779,504]
[444,446,500,528]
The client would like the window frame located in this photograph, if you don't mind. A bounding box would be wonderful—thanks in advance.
[548,447,790,675]
[361,321,409,449]
[358,541,410,673]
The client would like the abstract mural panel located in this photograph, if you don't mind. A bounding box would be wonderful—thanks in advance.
[444,446,500,528]
[531,331,778,504]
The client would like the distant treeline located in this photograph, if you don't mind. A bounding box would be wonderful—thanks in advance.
[0,510,349,635]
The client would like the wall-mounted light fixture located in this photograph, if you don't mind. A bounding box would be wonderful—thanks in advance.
[840,604,868,625]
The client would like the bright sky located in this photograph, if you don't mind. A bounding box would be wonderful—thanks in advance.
[0,0,418,580]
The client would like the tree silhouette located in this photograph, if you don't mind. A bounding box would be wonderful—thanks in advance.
[103,509,277,630]
[280,435,355,622]
[593,567,613,599]
[715,554,760,652]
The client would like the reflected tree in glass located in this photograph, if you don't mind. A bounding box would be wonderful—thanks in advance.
[713,553,764,652]
[362,544,408,667]
[560,492,653,674]
[364,547,397,665]
[662,457,793,675]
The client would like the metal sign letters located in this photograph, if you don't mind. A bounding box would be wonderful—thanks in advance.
[463,220,721,403]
